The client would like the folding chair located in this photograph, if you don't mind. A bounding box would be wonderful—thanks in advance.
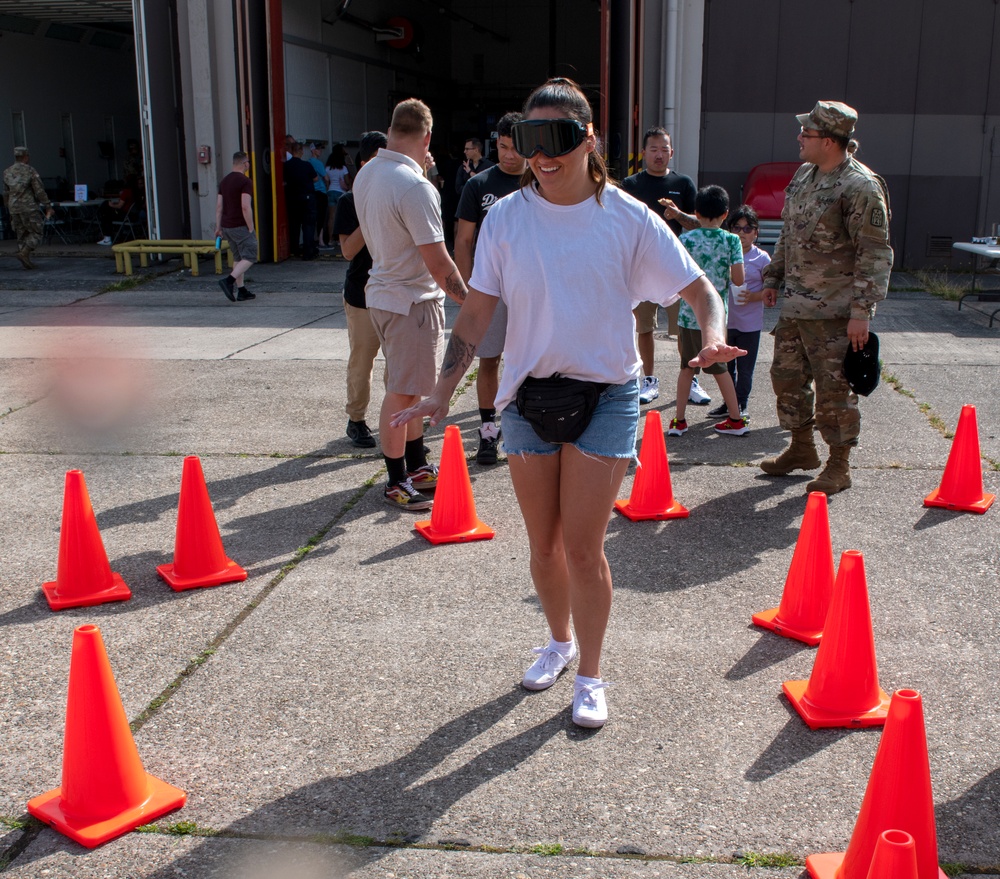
[112,203,144,243]
[42,204,70,244]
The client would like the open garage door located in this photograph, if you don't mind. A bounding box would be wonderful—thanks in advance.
[132,0,189,240]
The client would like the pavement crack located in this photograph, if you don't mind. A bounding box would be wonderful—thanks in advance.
[221,309,344,360]
[129,469,381,734]
[0,820,43,872]
[0,397,45,423]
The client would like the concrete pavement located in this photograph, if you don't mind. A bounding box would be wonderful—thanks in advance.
[0,249,997,878]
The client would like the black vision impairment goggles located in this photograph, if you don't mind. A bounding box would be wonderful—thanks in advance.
[510,119,594,158]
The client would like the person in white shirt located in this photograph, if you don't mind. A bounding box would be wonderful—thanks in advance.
[392,78,742,729]
[353,99,468,510]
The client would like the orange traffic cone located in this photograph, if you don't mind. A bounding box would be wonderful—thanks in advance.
[157,456,247,590]
[615,410,688,520]
[783,550,890,729]
[864,830,919,879]
[27,625,186,848]
[415,425,494,544]
[923,404,995,513]
[806,690,948,879]
[752,491,834,645]
[42,469,131,611]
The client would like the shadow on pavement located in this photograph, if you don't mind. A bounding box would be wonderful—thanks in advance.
[744,701,858,782]
[18,687,567,877]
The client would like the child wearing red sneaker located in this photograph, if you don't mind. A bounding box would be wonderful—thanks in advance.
[667,185,748,437]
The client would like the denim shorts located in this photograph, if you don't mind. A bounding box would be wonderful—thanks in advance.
[501,378,640,458]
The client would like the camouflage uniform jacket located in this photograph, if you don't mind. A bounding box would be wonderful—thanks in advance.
[2,162,50,214]
[763,157,892,321]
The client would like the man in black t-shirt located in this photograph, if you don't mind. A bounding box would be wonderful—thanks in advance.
[454,137,495,196]
[331,131,387,448]
[454,112,525,464]
[283,142,318,259]
[214,151,257,302]
[621,127,711,406]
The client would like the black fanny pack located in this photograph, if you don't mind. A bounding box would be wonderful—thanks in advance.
[515,374,609,445]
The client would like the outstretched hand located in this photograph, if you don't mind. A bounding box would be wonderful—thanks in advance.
[390,396,450,430]
[688,341,747,369]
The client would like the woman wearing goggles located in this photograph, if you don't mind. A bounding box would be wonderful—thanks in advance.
[510,118,594,159]
[392,78,743,729]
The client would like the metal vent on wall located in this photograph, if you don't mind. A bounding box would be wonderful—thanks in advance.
[926,235,953,259]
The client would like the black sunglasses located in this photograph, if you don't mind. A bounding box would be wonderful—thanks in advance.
[510,119,593,158]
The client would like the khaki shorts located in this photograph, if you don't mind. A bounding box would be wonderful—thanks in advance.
[368,300,445,396]
[678,327,727,375]
[222,226,258,262]
[633,300,658,334]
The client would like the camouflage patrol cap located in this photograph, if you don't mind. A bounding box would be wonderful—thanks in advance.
[13,146,28,158]
[843,331,880,397]
[796,101,857,139]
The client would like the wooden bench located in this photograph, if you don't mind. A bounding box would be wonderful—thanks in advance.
[112,239,234,277]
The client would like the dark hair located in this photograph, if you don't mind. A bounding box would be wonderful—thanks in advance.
[326,143,349,169]
[726,203,759,232]
[820,129,860,155]
[465,137,484,151]
[642,126,670,149]
[232,150,248,163]
[358,131,387,164]
[520,77,609,204]
[694,184,729,220]
[496,112,523,140]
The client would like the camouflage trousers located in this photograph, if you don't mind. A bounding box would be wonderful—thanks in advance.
[11,210,43,253]
[770,317,859,448]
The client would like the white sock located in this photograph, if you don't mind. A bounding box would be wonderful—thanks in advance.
[575,674,602,689]
[549,636,575,657]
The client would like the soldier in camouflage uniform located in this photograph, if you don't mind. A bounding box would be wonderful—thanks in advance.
[760,102,892,495]
[2,147,53,269]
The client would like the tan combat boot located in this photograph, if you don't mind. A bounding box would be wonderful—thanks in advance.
[16,248,32,270]
[806,446,852,495]
[760,426,822,475]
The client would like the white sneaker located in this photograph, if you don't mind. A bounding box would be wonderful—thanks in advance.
[572,679,610,728]
[97,236,112,246]
[522,643,578,691]
[688,379,711,405]
[638,376,659,404]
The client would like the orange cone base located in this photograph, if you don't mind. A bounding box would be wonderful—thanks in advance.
[41,573,131,611]
[782,679,890,730]
[414,518,494,545]
[805,851,947,879]
[156,559,248,591]
[613,498,689,521]
[752,606,823,646]
[28,774,186,849]
[923,487,995,514]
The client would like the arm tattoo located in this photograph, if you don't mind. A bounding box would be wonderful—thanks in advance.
[442,331,476,378]
[444,269,468,302]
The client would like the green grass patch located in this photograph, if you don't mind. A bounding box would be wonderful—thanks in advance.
[529,842,564,856]
[331,830,375,846]
[913,269,967,301]
[137,820,215,837]
[736,850,800,868]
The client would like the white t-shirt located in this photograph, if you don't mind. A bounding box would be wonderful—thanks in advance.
[326,165,350,193]
[471,184,705,412]
[353,148,445,315]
